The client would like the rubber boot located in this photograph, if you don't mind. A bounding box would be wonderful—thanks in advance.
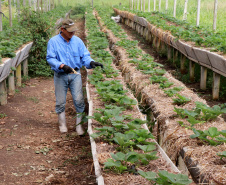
[76,114,84,135]
[58,111,68,133]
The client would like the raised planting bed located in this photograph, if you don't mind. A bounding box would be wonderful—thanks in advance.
[113,7,226,100]
[85,8,193,185]
[93,6,226,184]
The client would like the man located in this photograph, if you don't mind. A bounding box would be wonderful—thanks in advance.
[46,19,103,135]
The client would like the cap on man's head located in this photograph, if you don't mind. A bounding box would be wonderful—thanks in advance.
[61,19,77,32]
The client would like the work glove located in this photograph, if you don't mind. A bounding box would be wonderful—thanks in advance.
[62,65,73,74]
[90,61,103,69]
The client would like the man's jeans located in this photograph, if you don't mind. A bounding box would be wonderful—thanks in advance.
[54,71,85,114]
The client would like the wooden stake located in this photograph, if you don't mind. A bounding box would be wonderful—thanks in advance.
[0,0,2,31]
[213,0,218,31]
[180,54,186,74]
[23,59,28,76]
[173,48,178,66]
[183,0,188,20]
[16,64,22,87]
[148,0,150,12]
[200,66,207,90]
[212,72,220,100]
[196,0,201,26]
[159,0,161,11]
[167,45,172,61]
[8,71,15,95]
[0,80,7,105]
[9,0,13,27]
[189,60,195,82]
[173,0,177,17]
[165,0,168,12]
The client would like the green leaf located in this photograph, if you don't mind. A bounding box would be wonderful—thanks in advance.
[136,144,156,152]
[111,152,126,161]
[187,115,205,126]
[204,127,220,139]
[158,170,193,184]
[138,170,157,181]
[126,152,139,163]
[217,151,226,159]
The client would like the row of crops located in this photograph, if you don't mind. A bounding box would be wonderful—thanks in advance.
[87,5,226,184]
[85,7,193,184]
[117,6,226,54]
[0,5,71,65]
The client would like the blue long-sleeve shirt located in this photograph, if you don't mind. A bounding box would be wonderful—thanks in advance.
[46,33,94,73]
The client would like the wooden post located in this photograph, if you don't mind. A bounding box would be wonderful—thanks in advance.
[173,48,178,66]
[143,0,145,11]
[165,0,168,12]
[0,0,2,31]
[180,54,186,74]
[29,0,31,9]
[16,64,22,87]
[124,72,130,82]
[17,0,20,20]
[9,0,13,27]
[196,0,201,26]
[212,72,220,100]
[157,38,161,51]
[173,0,177,17]
[159,0,161,11]
[200,66,207,90]
[148,0,150,12]
[23,59,28,76]
[189,60,195,82]
[183,0,188,20]
[213,0,218,31]
[140,0,142,11]
[0,80,7,105]
[37,0,39,11]
[8,71,15,95]
[167,45,172,61]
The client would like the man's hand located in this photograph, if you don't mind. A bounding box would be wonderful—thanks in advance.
[62,65,73,74]
[90,61,103,69]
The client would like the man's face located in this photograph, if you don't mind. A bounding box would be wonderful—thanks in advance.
[61,28,75,40]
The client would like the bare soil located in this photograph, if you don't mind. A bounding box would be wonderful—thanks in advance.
[0,18,97,185]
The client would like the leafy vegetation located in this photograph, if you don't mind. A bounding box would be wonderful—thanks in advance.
[173,94,191,105]
[174,102,226,124]
[117,6,226,53]
[217,151,226,160]
[164,87,183,97]
[138,170,192,185]
[190,127,226,146]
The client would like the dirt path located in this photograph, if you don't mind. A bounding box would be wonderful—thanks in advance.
[0,19,96,185]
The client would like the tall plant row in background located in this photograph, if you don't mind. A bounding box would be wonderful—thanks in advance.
[0,5,71,76]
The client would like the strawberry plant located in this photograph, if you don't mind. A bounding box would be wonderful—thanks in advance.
[173,94,191,105]
[150,75,168,83]
[190,127,226,146]
[217,151,226,160]
[164,87,184,97]
[138,170,192,185]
